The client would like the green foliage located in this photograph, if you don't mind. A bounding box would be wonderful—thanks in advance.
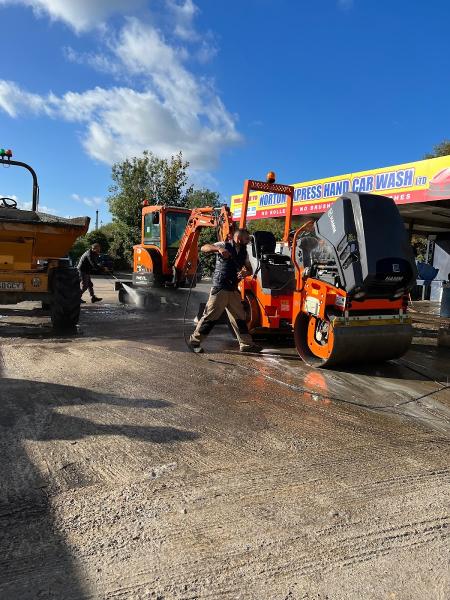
[246,218,285,239]
[108,150,192,235]
[69,224,117,266]
[69,236,89,264]
[186,188,220,209]
[72,152,224,270]
[198,227,220,276]
[187,189,223,274]
[424,140,450,159]
[107,150,196,266]
[85,229,110,252]
[106,221,136,267]
[106,151,225,268]
[411,234,428,263]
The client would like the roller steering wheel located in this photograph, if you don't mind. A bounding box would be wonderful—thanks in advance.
[0,196,18,208]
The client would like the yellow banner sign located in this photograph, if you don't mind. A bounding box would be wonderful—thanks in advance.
[231,156,450,220]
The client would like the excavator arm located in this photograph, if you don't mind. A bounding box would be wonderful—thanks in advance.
[172,205,234,286]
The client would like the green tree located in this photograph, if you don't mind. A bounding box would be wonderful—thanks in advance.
[108,150,192,238]
[247,218,285,239]
[411,234,428,263]
[69,224,115,265]
[424,140,450,159]
[107,220,136,267]
[85,229,110,253]
[107,151,194,265]
[69,236,89,264]
[185,189,221,276]
[106,151,231,267]
[186,188,220,209]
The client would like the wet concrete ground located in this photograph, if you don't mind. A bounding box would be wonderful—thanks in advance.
[0,277,449,599]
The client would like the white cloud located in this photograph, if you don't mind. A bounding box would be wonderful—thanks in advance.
[166,0,198,41]
[0,0,146,32]
[0,80,49,117]
[196,38,218,64]
[0,192,58,214]
[72,193,103,208]
[0,3,240,173]
[25,202,58,214]
[20,200,58,214]
[0,24,240,171]
[63,46,121,76]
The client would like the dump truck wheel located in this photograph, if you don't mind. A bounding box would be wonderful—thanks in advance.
[50,268,81,331]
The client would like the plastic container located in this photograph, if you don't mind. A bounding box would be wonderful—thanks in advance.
[440,284,450,318]
[430,280,444,302]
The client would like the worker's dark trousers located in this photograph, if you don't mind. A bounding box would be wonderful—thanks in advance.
[80,273,94,298]
[190,289,254,349]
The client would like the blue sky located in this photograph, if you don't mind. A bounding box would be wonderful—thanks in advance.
[0,0,449,225]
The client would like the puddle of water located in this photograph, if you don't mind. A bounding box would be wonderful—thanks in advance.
[247,352,450,435]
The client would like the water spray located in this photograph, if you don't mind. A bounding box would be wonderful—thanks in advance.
[107,272,144,307]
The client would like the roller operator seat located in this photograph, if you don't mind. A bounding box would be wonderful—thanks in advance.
[247,231,295,294]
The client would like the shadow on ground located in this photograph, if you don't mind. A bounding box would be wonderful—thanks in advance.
[0,369,198,599]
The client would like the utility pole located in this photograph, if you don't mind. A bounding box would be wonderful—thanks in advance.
[95,210,99,230]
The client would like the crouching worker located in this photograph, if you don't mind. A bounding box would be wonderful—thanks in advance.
[78,242,104,303]
[189,228,262,354]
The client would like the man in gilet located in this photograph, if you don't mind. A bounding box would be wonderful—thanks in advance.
[77,243,104,303]
[189,228,262,354]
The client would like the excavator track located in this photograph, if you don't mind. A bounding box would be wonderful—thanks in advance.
[294,313,414,368]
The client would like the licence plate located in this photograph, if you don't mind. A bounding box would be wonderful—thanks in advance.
[0,281,24,290]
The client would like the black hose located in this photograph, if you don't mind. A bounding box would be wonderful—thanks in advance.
[182,263,202,352]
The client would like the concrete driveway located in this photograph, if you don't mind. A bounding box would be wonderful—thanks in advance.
[0,277,449,599]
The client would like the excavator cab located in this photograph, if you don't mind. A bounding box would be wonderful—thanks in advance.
[133,205,191,288]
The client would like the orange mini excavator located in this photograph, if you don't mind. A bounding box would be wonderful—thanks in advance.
[117,202,234,301]
[118,173,417,367]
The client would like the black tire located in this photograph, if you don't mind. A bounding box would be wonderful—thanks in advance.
[227,291,259,338]
[151,272,166,288]
[177,274,196,289]
[50,268,81,331]
[118,288,128,304]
